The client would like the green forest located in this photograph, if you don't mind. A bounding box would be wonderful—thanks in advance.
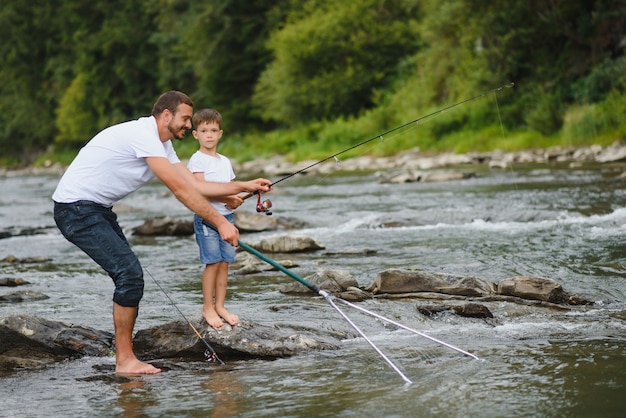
[1,0,625,167]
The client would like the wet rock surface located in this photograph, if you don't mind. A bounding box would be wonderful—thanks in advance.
[0,314,114,375]
[0,264,605,375]
[131,211,311,236]
[133,318,340,361]
[247,234,325,253]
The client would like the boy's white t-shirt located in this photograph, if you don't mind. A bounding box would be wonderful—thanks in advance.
[187,151,235,215]
[52,116,180,206]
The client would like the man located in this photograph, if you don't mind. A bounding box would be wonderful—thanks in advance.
[52,91,271,374]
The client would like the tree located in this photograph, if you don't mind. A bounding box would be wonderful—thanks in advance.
[0,0,161,158]
[0,0,66,160]
[164,0,291,132]
[252,0,421,126]
[54,0,160,146]
[414,0,626,135]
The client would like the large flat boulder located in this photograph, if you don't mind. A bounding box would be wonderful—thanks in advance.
[133,318,339,360]
[248,234,325,253]
[365,269,496,297]
[0,314,114,374]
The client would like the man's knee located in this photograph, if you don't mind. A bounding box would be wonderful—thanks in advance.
[113,281,144,307]
[112,263,144,307]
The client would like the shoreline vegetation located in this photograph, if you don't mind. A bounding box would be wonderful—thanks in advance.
[4,2,625,173]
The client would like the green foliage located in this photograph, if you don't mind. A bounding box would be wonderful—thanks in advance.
[562,87,626,146]
[0,0,64,158]
[66,1,160,125]
[253,0,421,125]
[166,0,291,131]
[1,0,625,167]
[55,73,100,146]
[571,57,626,103]
[0,0,160,162]
[524,87,564,136]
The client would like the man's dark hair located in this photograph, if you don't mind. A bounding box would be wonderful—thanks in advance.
[152,91,193,116]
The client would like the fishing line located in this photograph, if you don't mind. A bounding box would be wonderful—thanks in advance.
[143,265,225,365]
[227,234,481,384]
[243,82,515,213]
[493,89,506,138]
[491,88,541,278]
[235,239,412,383]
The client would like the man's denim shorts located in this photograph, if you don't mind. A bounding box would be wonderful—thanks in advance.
[53,200,144,307]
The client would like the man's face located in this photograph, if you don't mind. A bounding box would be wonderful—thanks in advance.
[167,103,193,140]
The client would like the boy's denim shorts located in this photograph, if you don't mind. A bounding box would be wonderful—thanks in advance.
[53,200,144,307]
[194,213,236,264]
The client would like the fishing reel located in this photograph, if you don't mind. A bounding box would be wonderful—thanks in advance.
[204,349,221,363]
[256,194,273,216]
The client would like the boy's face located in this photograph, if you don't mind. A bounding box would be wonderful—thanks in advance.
[192,121,223,150]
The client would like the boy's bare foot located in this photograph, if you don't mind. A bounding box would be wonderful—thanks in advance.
[217,307,239,326]
[203,308,224,328]
[116,357,161,375]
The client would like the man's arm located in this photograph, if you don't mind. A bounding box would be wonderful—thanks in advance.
[173,162,271,197]
[145,157,239,245]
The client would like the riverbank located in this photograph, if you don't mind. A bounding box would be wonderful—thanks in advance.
[2,142,625,179]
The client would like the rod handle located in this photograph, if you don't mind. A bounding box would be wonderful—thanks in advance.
[241,191,255,200]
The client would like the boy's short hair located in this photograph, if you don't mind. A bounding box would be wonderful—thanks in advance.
[152,91,193,116]
[193,108,222,129]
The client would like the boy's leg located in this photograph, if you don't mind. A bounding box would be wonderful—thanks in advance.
[202,263,224,328]
[214,262,239,326]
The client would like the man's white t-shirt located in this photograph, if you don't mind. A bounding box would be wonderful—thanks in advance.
[52,116,180,206]
[187,151,235,215]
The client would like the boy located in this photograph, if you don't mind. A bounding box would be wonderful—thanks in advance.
[188,109,241,328]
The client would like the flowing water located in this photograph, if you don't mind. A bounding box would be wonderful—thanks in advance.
[1,161,626,417]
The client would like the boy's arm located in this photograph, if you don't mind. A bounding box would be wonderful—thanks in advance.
[191,172,243,209]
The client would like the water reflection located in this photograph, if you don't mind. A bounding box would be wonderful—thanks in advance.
[200,368,242,418]
[116,378,156,418]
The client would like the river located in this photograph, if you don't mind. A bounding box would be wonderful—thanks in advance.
[1,160,625,417]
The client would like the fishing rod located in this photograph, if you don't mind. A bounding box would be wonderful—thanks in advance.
[237,239,482,383]
[245,83,515,215]
[143,265,225,365]
[235,239,413,384]
[203,216,480,383]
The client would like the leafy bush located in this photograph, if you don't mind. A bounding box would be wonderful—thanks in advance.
[572,57,626,104]
[54,73,100,146]
[252,0,420,125]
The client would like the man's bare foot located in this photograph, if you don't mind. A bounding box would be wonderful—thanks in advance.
[203,308,224,328]
[217,307,239,326]
[116,357,161,375]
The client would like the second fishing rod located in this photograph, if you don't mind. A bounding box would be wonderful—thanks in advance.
[244,83,515,214]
